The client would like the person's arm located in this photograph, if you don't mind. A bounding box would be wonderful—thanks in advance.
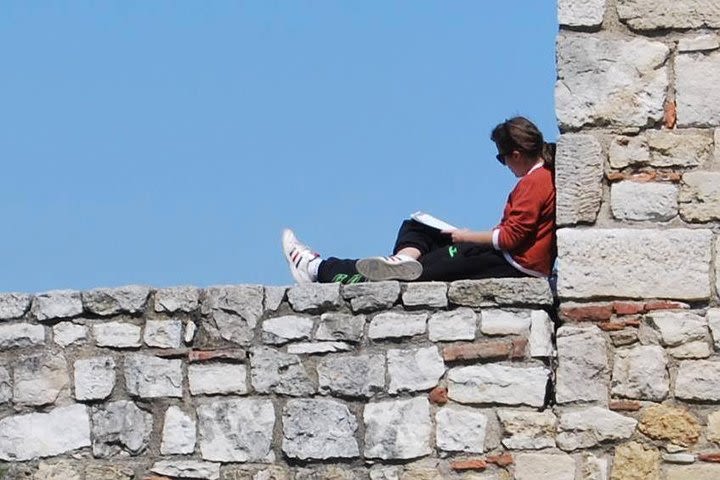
[441,229,494,245]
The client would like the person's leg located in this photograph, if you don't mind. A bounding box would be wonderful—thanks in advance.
[393,220,453,256]
[316,257,367,284]
[417,244,528,282]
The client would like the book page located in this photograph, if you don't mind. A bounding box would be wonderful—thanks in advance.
[410,211,457,231]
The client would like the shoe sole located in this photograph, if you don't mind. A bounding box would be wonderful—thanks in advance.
[356,257,422,282]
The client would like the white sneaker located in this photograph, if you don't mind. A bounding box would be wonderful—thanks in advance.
[356,255,422,281]
[282,229,319,284]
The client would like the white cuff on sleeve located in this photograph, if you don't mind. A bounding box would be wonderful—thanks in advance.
[492,228,501,250]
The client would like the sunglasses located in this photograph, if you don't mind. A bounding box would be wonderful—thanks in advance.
[496,153,507,165]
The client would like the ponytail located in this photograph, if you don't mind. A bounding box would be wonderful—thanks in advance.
[542,142,556,169]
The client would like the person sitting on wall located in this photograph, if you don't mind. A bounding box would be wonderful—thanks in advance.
[282,116,556,284]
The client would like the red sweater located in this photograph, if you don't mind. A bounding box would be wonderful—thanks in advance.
[492,163,556,277]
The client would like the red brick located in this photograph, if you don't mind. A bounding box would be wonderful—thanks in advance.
[153,349,188,358]
[188,349,247,363]
[443,342,511,362]
[645,300,690,311]
[610,400,642,411]
[656,170,682,182]
[486,453,513,467]
[607,171,625,182]
[450,459,487,471]
[664,99,677,129]
[613,301,646,316]
[560,303,613,322]
[510,338,528,360]
[597,322,625,331]
[429,387,448,405]
[699,452,720,463]
[623,316,641,328]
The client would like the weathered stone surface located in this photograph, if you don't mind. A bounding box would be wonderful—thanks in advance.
[287,341,351,354]
[124,354,182,398]
[387,346,444,393]
[82,286,150,316]
[609,135,650,169]
[556,326,608,404]
[288,283,342,312]
[556,33,669,129]
[220,465,290,480]
[448,364,549,407]
[612,345,669,401]
[435,406,488,453]
[295,466,360,480]
[161,406,196,455]
[0,293,31,320]
[707,409,720,442]
[84,464,134,480]
[203,286,263,344]
[34,461,82,480]
[31,290,83,321]
[647,131,713,167]
[558,0,606,27]
[91,400,152,457]
[197,398,275,462]
[364,397,432,460]
[581,453,609,480]
[709,309,720,350]
[154,286,200,312]
[611,182,678,222]
[677,53,720,127]
[529,311,554,358]
[317,354,385,397]
[185,320,197,344]
[402,282,448,308]
[0,404,90,461]
[250,347,315,396]
[676,360,720,400]
[152,461,220,480]
[662,453,696,464]
[368,311,427,339]
[0,367,11,404]
[341,282,400,312]
[480,309,531,335]
[611,442,660,480]
[263,286,287,312]
[448,278,553,307]
[680,171,720,222]
[514,453,575,480]
[428,308,476,342]
[645,311,707,346]
[669,340,712,359]
[282,398,359,460]
[557,407,637,451]
[315,312,365,342]
[617,0,720,30]
[52,322,86,347]
[74,356,115,400]
[14,352,69,406]
[143,319,182,348]
[211,310,255,346]
[556,134,604,225]
[93,321,142,348]
[262,315,313,345]
[189,363,248,395]
[638,404,699,447]
[497,410,557,450]
[0,322,45,348]
[557,228,712,300]
[667,465,720,480]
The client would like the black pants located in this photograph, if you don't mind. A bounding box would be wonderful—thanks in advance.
[317,219,527,283]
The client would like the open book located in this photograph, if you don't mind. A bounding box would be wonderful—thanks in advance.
[411,211,457,231]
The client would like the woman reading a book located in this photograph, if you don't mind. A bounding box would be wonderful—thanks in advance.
[282,116,556,284]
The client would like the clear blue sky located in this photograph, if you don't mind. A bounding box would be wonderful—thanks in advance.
[0,1,558,292]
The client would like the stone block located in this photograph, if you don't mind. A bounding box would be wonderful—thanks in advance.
[31,290,83,321]
[435,406,488,453]
[315,312,365,342]
[676,360,720,401]
[428,308,477,342]
[202,285,264,331]
[34,461,82,480]
[263,286,287,312]
[707,410,720,442]
[143,319,182,348]
[161,406,196,455]
[646,130,713,167]
[669,340,712,359]
[189,363,247,395]
[617,0,720,30]
[556,134,604,225]
[53,322,87,347]
[93,321,142,348]
[154,286,200,312]
[74,356,115,401]
[288,283,342,312]
[680,171,720,222]
[529,311,554,358]
[448,364,549,407]
[84,464,134,480]
[645,311,707,346]
[557,407,637,451]
[82,286,150,316]
[612,345,669,401]
[708,309,720,350]
[609,135,650,169]
[556,32,669,129]
[124,354,182,398]
[448,278,553,307]
[0,293,31,320]
[0,404,90,461]
[151,461,220,480]
[210,310,255,346]
[13,352,69,406]
[0,367,10,404]
[317,354,385,398]
[364,397,432,460]
[250,347,315,396]
[611,442,660,480]
[368,311,427,339]
[667,465,720,480]
[638,404,700,447]
[262,315,313,345]
[480,309,531,335]
[0,323,45,348]
[677,52,720,127]
[514,453,575,480]
[197,398,275,462]
[556,326,609,404]
[497,410,557,450]
[558,0,606,27]
[91,400,152,457]
[402,282,448,308]
[557,228,712,300]
[387,346,445,394]
[287,342,351,354]
[610,182,678,222]
[341,281,400,312]
[282,399,359,460]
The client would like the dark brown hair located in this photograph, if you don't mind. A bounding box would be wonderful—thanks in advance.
[491,116,555,168]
